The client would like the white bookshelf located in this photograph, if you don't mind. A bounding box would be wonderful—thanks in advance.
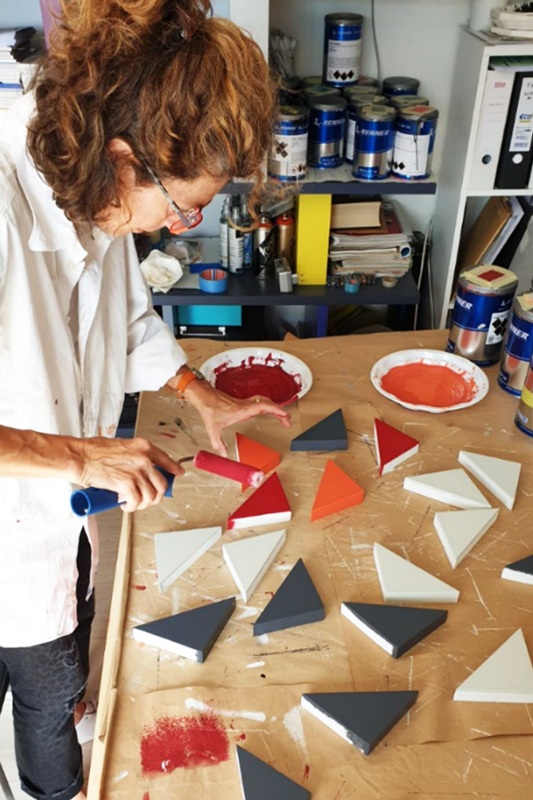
[433,29,533,327]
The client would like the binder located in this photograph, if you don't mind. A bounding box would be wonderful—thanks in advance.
[495,71,533,189]
[469,69,514,191]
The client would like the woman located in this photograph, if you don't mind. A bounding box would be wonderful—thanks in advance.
[0,2,286,798]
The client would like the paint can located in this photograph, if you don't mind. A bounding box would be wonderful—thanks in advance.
[253,213,276,279]
[323,13,363,88]
[356,75,379,88]
[498,293,533,396]
[353,104,397,180]
[268,106,309,182]
[389,94,430,110]
[383,76,420,97]
[515,357,533,437]
[302,75,323,89]
[308,95,347,169]
[304,85,341,104]
[345,96,389,163]
[447,265,519,366]
[342,84,376,102]
[392,105,439,181]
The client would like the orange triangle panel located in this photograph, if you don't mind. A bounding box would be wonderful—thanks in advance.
[236,434,281,491]
[311,460,364,522]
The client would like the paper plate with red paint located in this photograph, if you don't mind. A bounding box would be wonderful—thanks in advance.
[201,348,312,406]
[371,350,489,414]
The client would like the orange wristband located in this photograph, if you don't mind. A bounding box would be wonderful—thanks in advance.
[174,368,198,399]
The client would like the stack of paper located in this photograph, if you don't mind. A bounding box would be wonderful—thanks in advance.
[329,202,413,278]
[491,5,533,39]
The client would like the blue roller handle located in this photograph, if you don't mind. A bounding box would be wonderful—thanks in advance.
[70,466,175,517]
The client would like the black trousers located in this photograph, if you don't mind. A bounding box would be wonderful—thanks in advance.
[0,531,95,800]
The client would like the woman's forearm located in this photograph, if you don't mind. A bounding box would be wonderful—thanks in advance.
[0,425,83,482]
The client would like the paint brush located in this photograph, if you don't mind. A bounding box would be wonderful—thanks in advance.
[179,450,264,489]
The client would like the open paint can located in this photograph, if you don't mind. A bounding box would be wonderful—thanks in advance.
[447,266,519,366]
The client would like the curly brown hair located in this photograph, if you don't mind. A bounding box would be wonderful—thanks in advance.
[27,0,277,226]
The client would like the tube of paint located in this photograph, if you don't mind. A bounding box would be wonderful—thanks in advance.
[193,450,264,488]
[70,467,175,517]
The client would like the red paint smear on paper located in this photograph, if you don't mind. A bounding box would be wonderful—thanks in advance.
[160,432,177,439]
[143,793,150,800]
[303,764,310,781]
[140,714,230,775]
[380,363,478,408]
[134,585,147,591]
[214,355,301,406]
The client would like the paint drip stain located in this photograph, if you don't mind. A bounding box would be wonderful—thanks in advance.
[143,794,150,800]
[134,585,147,591]
[214,355,301,405]
[237,733,246,741]
[380,362,478,408]
[304,764,310,781]
[140,714,230,775]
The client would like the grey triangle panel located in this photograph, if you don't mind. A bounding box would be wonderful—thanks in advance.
[303,691,418,755]
[254,559,325,636]
[344,602,447,658]
[505,553,533,576]
[134,597,235,662]
[237,746,310,800]
[291,409,348,452]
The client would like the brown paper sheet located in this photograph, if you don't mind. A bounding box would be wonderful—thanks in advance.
[94,331,533,797]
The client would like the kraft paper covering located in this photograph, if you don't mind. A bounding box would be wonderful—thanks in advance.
[91,331,533,798]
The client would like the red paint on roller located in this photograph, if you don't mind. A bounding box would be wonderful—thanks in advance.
[194,451,264,488]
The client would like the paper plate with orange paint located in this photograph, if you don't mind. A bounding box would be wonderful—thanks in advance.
[371,350,489,414]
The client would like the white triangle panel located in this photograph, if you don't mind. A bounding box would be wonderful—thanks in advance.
[459,451,521,511]
[223,529,286,602]
[454,629,533,703]
[434,508,499,568]
[404,469,490,509]
[373,542,459,604]
[155,527,222,593]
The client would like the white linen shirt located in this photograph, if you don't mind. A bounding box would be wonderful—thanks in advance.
[0,95,187,647]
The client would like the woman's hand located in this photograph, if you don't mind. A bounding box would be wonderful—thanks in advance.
[184,380,291,457]
[76,436,184,512]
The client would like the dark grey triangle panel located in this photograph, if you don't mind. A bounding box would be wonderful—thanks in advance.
[303,691,418,755]
[505,553,533,576]
[254,559,325,636]
[343,602,447,658]
[291,409,348,452]
[134,597,235,662]
[237,746,310,800]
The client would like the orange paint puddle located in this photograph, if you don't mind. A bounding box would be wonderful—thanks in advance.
[380,362,478,408]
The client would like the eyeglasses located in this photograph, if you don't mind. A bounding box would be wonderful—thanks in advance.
[144,163,203,233]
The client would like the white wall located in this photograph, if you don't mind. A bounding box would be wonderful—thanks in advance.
[0,1,43,28]
[270,0,471,232]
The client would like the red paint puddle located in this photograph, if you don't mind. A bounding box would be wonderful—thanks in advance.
[380,363,478,408]
[160,432,177,439]
[140,714,230,775]
[134,585,147,591]
[303,764,310,781]
[214,355,301,405]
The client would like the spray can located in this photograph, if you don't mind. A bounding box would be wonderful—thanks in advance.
[228,204,244,274]
[383,76,420,97]
[323,13,364,88]
[447,265,519,365]
[253,213,275,279]
[240,196,253,270]
[498,293,533,396]
[219,196,230,269]
[276,211,296,272]
[353,104,397,180]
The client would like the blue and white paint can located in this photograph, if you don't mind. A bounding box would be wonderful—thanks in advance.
[323,13,363,88]
[268,106,309,182]
[498,293,533,396]
[345,96,389,163]
[447,266,519,366]
[308,95,347,169]
[392,105,439,180]
[353,104,397,180]
[383,76,420,97]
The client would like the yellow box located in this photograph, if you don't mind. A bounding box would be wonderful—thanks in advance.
[295,194,332,285]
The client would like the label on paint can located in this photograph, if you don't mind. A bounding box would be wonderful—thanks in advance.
[447,286,514,365]
[498,301,533,395]
[309,100,347,169]
[323,17,363,87]
[516,361,533,437]
[269,108,309,182]
[392,111,438,180]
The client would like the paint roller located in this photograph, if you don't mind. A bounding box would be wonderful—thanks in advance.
[70,451,263,516]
